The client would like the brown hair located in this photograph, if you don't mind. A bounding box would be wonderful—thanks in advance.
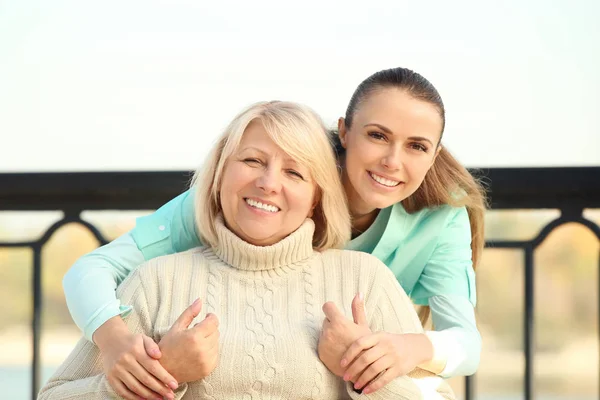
[339,67,487,324]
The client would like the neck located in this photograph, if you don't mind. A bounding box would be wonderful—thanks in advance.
[341,169,379,237]
[214,215,315,271]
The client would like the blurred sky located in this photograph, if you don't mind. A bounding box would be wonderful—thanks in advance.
[1,0,599,172]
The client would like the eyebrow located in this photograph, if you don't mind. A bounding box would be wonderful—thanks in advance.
[364,123,435,146]
[240,146,301,166]
[240,146,267,155]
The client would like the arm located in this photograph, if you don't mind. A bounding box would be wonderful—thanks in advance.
[411,206,481,378]
[346,266,454,400]
[421,295,481,377]
[40,267,189,400]
[63,189,198,341]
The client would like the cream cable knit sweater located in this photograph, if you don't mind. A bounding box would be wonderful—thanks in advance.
[39,218,454,400]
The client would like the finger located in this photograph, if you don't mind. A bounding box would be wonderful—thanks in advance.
[119,369,164,400]
[322,301,343,322]
[172,298,203,331]
[362,366,397,395]
[109,377,140,400]
[128,361,176,399]
[340,333,380,369]
[354,354,394,390]
[344,345,386,383]
[142,334,162,360]
[204,328,220,348]
[351,292,367,326]
[194,313,219,337]
[138,353,179,391]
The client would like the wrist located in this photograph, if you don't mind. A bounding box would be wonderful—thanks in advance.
[408,333,435,365]
[417,331,448,374]
[93,316,130,349]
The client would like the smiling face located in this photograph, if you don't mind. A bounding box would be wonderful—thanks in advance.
[339,87,443,217]
[219,120,317,246]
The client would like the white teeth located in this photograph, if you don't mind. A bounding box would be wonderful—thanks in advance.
[245,198,279,213]
[369,172,400,187]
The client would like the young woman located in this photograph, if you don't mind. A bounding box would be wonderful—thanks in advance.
[41,101,454,399]
[63,67,485,399]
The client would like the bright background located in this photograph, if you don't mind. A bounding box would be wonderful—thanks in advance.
[1,0,599,172]
[1,1,599,399]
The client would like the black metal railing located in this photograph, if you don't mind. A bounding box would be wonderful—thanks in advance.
[1,167,599,400]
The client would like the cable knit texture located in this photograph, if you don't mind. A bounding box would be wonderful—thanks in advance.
[39,217,455,399]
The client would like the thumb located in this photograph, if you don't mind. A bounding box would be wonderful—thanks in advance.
[322,301,343,322]
[194,313,219,338]
[172,298,202,331]
[143,334,161,359]
[351,292,367,326]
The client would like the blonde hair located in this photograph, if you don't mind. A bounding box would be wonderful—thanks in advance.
[191,101,351,251]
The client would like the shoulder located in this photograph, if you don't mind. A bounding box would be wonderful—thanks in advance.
[317,248,396,281]
[393,203,469,243]
[134,246,212,279]
[400,202,466,226]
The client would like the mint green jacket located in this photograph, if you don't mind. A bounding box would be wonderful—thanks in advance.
[63,189,480,377]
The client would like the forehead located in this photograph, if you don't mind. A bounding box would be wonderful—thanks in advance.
[354,88,443,137]
[237,121,300,165]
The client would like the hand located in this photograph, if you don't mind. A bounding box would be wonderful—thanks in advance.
[94,316,178,400]
[318,293,371,377]
[342,332,434,395]
[159,298,220,383]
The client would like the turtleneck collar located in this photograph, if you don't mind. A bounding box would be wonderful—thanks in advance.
[214,215,315,271]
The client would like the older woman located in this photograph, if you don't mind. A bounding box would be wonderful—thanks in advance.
[39,101,453,399]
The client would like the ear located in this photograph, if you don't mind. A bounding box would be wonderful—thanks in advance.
[308,190,321,218]
[337,117,348,148]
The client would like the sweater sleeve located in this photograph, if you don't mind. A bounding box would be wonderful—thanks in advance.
[40,264,189,399]
[347,259,455,400]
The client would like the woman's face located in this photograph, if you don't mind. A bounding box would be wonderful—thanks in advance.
[339,88,443,216]
[219,120,317,246]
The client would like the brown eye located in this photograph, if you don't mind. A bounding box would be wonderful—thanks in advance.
[368,132,387,141]
[410,143,427,152]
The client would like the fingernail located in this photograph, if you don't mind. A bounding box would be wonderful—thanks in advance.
[343,374,350,381]
[340,358,348,367]
[193,298,201,306]
[359,292,364,301]
[169,381,178,389]
[363,388,371,394]
[166,393,175,399]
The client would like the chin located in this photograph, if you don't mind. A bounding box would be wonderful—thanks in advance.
[361,192,401,210]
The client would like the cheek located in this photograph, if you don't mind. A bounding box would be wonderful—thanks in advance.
[407,158,433,181]
[289,184,317,213]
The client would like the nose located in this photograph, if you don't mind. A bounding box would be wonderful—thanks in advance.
[256,166,282,194]
[381,146,402,171]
